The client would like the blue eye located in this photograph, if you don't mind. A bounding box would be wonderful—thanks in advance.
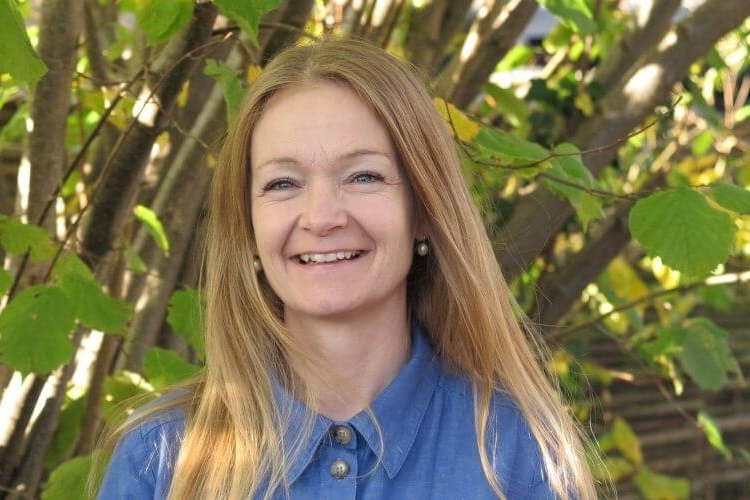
[263,178,297,191]
[351,171,384,183]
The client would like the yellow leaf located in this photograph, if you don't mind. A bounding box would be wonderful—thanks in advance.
[247,65,262,85]
[607,257,649,314]
[612,417,643,465]
[177,81,190,108]
[575,92,595,116]
[433,97,481,142]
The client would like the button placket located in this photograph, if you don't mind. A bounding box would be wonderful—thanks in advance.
[332,425,353,446]
[321,423,358,495]
[330,459,350,479]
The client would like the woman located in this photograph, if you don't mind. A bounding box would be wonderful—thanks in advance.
[98,38,598,499]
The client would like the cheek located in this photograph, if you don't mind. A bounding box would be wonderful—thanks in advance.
[252,203,293,257]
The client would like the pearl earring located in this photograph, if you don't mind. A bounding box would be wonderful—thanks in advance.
[416,240,429,256]
[253,256,262,272]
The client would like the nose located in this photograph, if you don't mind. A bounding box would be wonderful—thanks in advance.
[298,180,347,235]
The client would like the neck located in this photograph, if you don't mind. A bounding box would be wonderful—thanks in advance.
[284,305,411,421]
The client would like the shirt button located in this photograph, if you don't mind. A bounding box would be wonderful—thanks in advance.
[330,459,350,479]
[332,425,352,445]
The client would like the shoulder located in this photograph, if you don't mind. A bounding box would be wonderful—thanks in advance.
[435,371,552,496]
[97,395,187,499]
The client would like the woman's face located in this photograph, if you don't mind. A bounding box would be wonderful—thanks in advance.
[250,81,418,324]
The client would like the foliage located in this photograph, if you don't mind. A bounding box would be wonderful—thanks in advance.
[0,0,749,498]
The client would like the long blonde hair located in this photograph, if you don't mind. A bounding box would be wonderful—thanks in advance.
[108,38,598,499]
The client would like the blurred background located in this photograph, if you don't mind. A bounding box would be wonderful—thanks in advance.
[0,0,748,498]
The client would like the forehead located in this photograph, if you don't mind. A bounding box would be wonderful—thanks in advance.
[250,81,397,168]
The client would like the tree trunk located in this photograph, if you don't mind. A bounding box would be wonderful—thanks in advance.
[80,3,218,270]
[118,74,227,372]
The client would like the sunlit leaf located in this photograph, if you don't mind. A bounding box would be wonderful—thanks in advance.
[612,417,643,465]
[707,182,750,215]
[677,318,741,391]
[142,347,201,389]
[101,371,154,424]
[434,98,481,142]
[599,457,633,482]
[543,143,603,229]
[0,0,47,85]
[40,455,92,500]
[629,187,735,277]
[481,84,529,129]
[0,285,76,375]
[633,469,690,500]
[0,215,56,261]
[472,126,550,177]
[54,254,131,334]
[133,204,170,253]
[135,0,194,46]
[697,411,732,460]
[580,361,613,385]
[214,0,283,45]
[247,64,262,84]
[204,58,244,122]
[167,288,205,358]
[537,0,595,36]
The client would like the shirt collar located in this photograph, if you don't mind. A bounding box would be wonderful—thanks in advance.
[275,324,442,484]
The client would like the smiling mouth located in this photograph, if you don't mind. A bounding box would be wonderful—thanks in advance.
[297,250,363,264]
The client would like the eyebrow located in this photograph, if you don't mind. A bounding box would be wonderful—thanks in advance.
[255,148,393,170]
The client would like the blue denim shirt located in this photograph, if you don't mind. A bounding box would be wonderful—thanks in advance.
[99,328,555,499]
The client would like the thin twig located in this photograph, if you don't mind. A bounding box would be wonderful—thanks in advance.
[554,271,750,339]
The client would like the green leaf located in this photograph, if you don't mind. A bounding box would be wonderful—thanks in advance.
[612,417,643,465]
[135,0,194,46]
[633,469,690,500]
[101,371,154,424]
[707,182,750,214]
[204,58,244,122]
[537,0,595,36]
[40,455,92,500]
[598,457,632,482]
[133,204,170,253]
[739,448,750,467]
[142,347,201,389]
[124,244,148,274]
[543,143,604,229]
[0,216,56,261]
[0,285,76,375]
[641,326,687,359]
[54,254,131,334]
[697,411,732,460]
[676,318,742,391]
[629,186,735,277]
[167,288,205,358]
[214,0,283,45]
[473,126,550,177]
[0,0,47,85]
[699,285,736,312]
[0,267,12,296]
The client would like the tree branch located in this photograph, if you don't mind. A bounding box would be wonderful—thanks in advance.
[495,0,750,280]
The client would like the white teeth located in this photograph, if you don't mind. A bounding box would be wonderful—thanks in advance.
[298,251,361,264]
